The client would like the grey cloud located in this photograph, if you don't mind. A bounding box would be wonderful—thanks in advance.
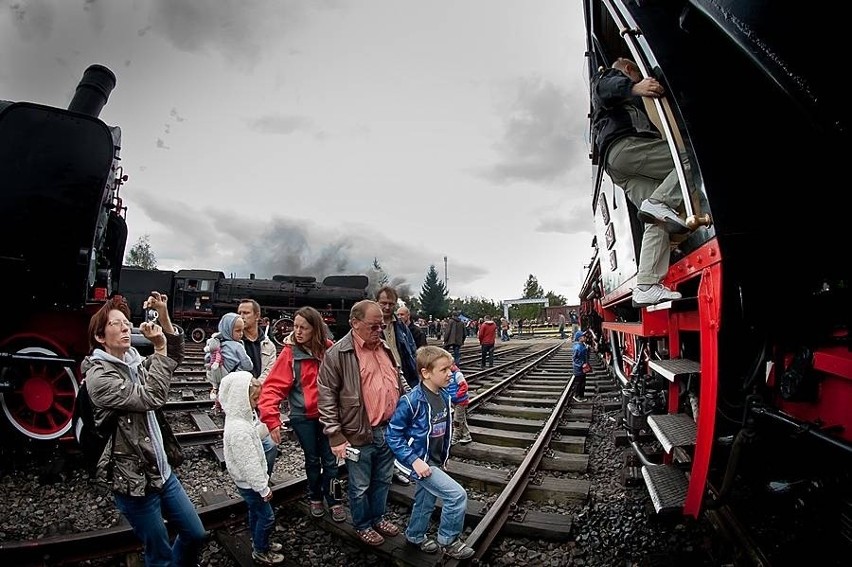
[5,0,55,40]
[478,76,588,185]
[247,114,312,135]
[155,138,169,149]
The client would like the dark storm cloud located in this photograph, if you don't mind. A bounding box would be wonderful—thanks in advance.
[148,0,310,69]
[247,114,313,135]
[478,76,588,185]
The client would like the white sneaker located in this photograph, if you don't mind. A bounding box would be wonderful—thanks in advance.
[632,284,682,307]
[637,200,690,234]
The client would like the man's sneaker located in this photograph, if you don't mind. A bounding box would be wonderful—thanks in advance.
[632,284,682,307]
[637,200,690,234]
[457,435,472,444]
[268,542,283,552]
[572,396,586,403]
[252,549,285,565]
[441,538,475,560]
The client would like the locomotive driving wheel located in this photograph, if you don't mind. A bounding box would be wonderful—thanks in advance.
[271,317,294,347]
[0,345,79,440]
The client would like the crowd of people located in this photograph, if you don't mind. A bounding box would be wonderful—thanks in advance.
[84,286,599,565]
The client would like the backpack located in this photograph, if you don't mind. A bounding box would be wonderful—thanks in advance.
[72,380,117,473]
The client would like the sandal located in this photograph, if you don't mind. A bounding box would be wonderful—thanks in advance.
[372,519,400,537]
[356,527,384,546]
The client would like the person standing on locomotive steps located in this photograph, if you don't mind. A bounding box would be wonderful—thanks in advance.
[317,300,407,547]
[237,299,279,475]
[375,285,420,486]
[591,57,694,307]
[81,293,207,567]
[258,306,346,523]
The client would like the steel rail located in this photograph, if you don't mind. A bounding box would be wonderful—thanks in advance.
[446,344,573,565]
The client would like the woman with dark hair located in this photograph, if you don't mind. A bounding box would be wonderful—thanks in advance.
[81,293,206,566]
[257,306,344,521]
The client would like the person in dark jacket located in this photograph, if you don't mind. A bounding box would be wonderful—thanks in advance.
[397,305,427,348]
[82,293,206,567]
[442,311,466,365]
[592,57,693,307]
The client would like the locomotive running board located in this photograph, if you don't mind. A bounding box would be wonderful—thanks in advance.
[648,358,701,382]
[641,464,689,513]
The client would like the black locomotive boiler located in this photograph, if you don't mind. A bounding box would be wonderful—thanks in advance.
[0,65,129,442]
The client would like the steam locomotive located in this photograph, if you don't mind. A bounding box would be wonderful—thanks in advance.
[0,65,128,442]
[118,267,369,345]
[581,0,849,560]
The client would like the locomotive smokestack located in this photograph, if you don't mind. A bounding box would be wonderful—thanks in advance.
[68,64,116,118]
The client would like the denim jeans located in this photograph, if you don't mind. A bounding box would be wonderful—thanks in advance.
[480,344,494,367]
[113,473,207,567]
[290,416,340,505]
[405,466,468,546]
[237,487,275,554]
[448,344,461,365]
[262,435,278,476]
[573,372,587,398]
[346,425,395,531]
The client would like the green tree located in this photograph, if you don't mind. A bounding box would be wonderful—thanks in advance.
[546,290,568,308]
[512,274,544,321]
[125,235,157,269]
[419,265,449,318]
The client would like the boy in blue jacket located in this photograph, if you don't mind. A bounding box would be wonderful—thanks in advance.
[387,346,475,560]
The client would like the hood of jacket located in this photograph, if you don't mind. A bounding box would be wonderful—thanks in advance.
[81,347,143,375]
[481,320,496,327]
[218,313,242,341]
[219,370,255,421]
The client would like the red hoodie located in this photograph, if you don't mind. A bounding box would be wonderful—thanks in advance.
[478,320,497,345]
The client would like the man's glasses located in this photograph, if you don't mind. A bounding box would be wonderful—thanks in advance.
[107,319,132,328]
[361,321,387,332]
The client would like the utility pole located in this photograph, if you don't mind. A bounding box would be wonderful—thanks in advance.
[444,256,448,293]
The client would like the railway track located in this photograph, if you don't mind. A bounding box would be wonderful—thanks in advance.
[0,338,766,565]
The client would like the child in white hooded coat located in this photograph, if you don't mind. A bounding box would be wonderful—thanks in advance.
[219,371,284,565]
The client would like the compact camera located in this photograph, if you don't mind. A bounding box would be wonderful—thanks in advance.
[144,308,159,324]
[344,446,361,462]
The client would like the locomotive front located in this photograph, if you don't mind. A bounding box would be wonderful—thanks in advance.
[0,65,128,442]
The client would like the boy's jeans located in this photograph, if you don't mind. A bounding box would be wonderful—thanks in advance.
[237,487,275,554]
[405,466,468,546]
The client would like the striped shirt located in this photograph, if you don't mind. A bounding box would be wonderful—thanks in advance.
[352,332,400,426]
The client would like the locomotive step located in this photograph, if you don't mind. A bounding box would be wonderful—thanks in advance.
[641,464,689,513]
[648,358,700,382]
[647,413,697,453]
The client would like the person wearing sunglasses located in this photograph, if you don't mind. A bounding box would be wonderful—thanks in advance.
[317,300,408,547]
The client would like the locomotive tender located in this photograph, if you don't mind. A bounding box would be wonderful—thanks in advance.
[119,266,369,345]
[581,0,849,559]
[0,65,128,442]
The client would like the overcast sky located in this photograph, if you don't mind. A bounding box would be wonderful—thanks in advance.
[1,0,594,304]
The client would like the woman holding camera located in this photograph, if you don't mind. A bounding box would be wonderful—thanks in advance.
[82,293,206,566]
[257,306,344,522]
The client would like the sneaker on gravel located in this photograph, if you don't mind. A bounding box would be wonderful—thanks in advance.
[407,537,439,554]
[268,542,283,552]
[441,538,475,560]
[330,504,346,523]
[457,436,472,444]
[252,549,285,564]
[637,199,690,234]
[632,284,682,307]
[309,500,325,517]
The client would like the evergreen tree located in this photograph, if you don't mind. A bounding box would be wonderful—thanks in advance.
[125,235,157,269]
[366,257,390,298]
[516,274,545,322]
[419,265,449,318]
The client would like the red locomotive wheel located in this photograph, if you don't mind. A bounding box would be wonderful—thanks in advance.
[0,346,79,440]
[271,318,294,347]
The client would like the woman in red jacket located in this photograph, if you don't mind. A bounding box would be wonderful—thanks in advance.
[258,306,345,522]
